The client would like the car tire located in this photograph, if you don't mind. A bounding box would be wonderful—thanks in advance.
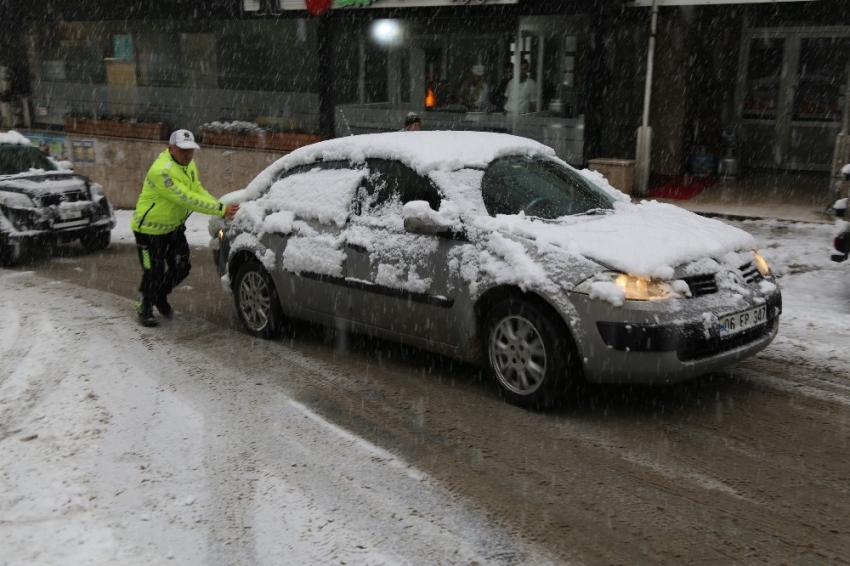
[80,229,111,251]
[0,240,15,267]
[234,260,284,339]
[484,298,580,409]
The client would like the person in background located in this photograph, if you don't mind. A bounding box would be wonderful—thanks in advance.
[457,65,490,111]
[131,129,239,327]
[403,112,421,131]
[503,59,537,114]
[489,62,513,112]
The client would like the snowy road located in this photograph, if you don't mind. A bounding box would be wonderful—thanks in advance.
[2,215,850,564]
[0,272,557,565]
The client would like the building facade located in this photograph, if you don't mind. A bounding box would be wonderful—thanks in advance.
[1,0,847,189]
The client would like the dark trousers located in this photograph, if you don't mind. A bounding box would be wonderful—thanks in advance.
[133,226,191,303]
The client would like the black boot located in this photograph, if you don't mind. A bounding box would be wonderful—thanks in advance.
[154,295,173,318]
[136,294,158,327]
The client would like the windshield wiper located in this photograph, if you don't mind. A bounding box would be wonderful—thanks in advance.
[578,207,612,216]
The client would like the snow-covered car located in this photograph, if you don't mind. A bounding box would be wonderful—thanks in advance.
[831,166,849,262]
[209,131,781,409]
[0,131,115,266]
[832,198,849,262]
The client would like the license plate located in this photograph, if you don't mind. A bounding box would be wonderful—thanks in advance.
[60,208,83,220]
[719,305,768,336]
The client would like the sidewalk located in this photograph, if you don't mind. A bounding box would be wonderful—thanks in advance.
[639,171,835,224]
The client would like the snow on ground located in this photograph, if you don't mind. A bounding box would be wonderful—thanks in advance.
[0,270,556,565]
[3,210,850,564]
[729,218,850,377]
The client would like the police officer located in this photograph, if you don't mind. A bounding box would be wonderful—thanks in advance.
[131,129,239,327]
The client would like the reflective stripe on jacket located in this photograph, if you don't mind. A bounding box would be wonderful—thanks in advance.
[131,149,225,235]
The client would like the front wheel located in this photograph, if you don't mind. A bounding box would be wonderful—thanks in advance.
[484,299,580,409]
[233,260,284,339]
[0,240,16,267]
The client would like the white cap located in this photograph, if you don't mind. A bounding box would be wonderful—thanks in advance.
[169,129,200,150]
[471,64,485,76]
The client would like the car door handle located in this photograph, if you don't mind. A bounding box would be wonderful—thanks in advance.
[346,243,367,253]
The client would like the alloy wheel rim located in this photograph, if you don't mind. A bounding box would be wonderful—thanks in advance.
[489,315,547,395]
[239,271,271,332]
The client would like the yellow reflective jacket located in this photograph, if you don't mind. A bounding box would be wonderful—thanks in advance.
[131,149,225,235]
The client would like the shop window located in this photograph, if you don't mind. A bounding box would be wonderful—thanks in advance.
[136,31,182,87]
[793,37,850,122]
[29,22,110,85]
[217,21,318,92]
[743,37,784,120]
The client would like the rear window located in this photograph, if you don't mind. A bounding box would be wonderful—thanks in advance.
[0,144,57,175]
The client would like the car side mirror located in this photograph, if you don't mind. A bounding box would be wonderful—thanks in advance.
[403,215,452,235]
[402,200,465,240]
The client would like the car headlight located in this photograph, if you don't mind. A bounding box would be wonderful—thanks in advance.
[0,190,35,209]
[574,272,683,301]
[0,204,34,232]
[753,250,771,277]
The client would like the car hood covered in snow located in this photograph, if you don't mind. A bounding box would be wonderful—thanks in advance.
[0,171,91,199]
[477,200,756,280]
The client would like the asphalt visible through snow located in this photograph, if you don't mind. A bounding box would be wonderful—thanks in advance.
[7,241,850,565]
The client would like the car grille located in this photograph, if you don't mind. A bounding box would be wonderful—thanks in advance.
[677,317,777,361]
[681,262,763,298]
[40,190,89,207]
[681,273,717,297]
[739,262,764,284]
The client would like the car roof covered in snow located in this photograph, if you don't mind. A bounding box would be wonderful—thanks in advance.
[0,130,34,146]
[285,131,554,174]
[236,131,555,202]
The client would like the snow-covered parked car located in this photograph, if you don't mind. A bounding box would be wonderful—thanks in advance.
[209,131,781,408]
[830,165,850,262]
[0,130,115,265]
[832,198,849,262]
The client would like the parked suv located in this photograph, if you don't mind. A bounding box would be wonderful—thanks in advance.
[0,131,115,265]
[210,131,781,409]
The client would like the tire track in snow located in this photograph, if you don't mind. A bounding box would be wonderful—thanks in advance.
[1,271,560,565]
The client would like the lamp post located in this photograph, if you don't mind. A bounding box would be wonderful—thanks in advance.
[634,0,658,198]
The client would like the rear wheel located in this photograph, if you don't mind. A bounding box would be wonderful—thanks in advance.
[80,229,111,251]
[484,298,580,409]
[234,260,284,339]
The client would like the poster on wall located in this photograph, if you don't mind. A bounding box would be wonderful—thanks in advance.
[20,131,67,160]
[71,140,96,164]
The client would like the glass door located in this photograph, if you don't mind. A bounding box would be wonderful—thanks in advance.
[737,28,850,171]
[786,37,850,169]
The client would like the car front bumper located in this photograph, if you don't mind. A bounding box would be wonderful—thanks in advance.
[568,290,782,385]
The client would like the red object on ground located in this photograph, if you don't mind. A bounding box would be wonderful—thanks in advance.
[646,175,717,200]
[305,0,331,15]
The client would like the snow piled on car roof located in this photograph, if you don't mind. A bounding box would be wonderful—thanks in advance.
[226,131,553,204]
[286,131,553,174]
[0,130,33,146]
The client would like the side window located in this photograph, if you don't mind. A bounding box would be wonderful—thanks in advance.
[276,160,355,182]
[362,159,441,212]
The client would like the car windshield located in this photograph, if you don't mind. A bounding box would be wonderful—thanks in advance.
[481,156,615,219]
[0,144,57,175]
